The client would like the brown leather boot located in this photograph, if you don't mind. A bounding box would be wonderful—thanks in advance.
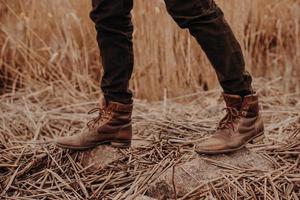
[195,93,264,155]
[55,97,133,150]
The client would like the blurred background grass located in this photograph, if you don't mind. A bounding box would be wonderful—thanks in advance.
[0,0,299,100]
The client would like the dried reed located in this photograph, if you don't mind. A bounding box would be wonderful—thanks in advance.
[0,0,299,100]
[0,79,299,199]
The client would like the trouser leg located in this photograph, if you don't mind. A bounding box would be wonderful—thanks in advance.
[164,0,253,95]
[90,0,134,104]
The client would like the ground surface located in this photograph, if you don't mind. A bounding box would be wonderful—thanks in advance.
[0,79,300,199]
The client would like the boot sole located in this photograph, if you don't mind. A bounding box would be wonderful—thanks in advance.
[56,140,131,151]
[195,132,265,155]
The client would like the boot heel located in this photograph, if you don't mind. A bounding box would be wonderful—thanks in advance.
[111,141,131,148]
[250,134,265,144]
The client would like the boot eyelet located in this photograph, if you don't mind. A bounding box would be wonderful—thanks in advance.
[241,111,247,116]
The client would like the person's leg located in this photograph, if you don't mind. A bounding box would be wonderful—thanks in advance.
[90,0,134,104]
[164,0,253,96]
[164,0,264,154]
[55,0,134,150]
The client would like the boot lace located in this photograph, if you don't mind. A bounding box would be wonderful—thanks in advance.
[217,107,241,131]
[86,107,112,129]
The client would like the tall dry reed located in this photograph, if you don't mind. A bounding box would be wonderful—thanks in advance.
[0,0,299,100]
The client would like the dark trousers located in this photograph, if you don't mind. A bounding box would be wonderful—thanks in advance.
[90,0,253,104]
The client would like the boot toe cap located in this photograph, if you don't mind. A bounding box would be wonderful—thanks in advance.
[55,135,82,149]
[195,138,227,154]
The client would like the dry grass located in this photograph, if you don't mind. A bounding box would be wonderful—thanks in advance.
[0,79,299,199]
[0,0,300,100]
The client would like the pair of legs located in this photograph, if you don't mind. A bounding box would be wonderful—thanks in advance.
[89,0,253,104]
[56,0,265,154]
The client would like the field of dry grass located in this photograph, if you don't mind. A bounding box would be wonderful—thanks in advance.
[0,0,300,199]
[0,79,299,199]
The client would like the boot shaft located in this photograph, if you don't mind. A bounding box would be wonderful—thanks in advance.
[241,94,259,117]
[100,96,133,123]
[223,93,260,117]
